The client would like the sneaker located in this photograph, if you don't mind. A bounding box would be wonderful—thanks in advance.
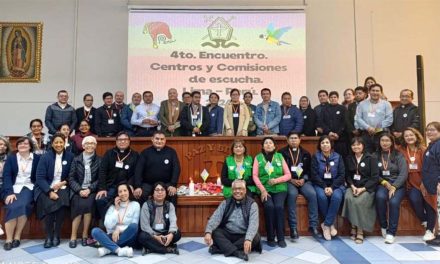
[330,225,338,237]
[321,223,331,241]
[423,230,436,241]
[117,246,133,257]
[385,234,395,244]
[98,247,111,257]
[381,228,387,239]
[0,226,4,236]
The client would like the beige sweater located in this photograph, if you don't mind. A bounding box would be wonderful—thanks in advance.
[223,101,250,136]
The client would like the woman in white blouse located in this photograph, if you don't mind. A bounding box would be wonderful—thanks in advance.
[34,133,74,248]
[2,137,40,251]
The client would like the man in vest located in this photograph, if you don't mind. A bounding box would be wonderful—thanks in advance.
[204,180,261,262]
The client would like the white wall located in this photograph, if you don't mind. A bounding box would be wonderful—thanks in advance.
[0,0,438,135]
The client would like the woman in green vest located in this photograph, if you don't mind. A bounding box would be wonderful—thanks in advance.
[221,139,256,198]
[252,137,291,248]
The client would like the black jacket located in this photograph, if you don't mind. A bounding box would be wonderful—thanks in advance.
[301,107,317,136]
[345,152,379,192]
[391,103,420,133]
[95,105,122,137]
[76,106,97,134]
[322,104,346,138]
[69,153,101,198]
[98,147,138,190]
[279,146,311,180]
[345,101,361,135]
[179,104,210,136]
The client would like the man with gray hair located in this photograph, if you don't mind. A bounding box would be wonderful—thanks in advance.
[204,180,261,261]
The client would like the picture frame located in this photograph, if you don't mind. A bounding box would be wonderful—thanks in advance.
[0,22,43,82]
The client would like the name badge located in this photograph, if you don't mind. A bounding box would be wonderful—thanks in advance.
[368,113,376,118]
[115,161,124,168]
[233,113,239,118]
[191,114,198,119]
[211,113,215,117]
[382,170,390,176]
[113,113,117,117]
[291,166,297,172]
[155,223,164,230]
[283,115,291,119]
[353,174,361,181]
[409,163,418,170]
[85,165,90,170]
[324,172,332,179]
[108,119,115,124]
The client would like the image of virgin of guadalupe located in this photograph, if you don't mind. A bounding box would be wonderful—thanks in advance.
[10,29,27,76]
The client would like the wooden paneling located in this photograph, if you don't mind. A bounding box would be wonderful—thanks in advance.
[1,136,425,237]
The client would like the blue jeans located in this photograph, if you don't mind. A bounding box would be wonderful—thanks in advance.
[314,185,345,226]
[91,223,138,253]
[96,188,116,219]
[287,182,318,230]
[375,185,405,235]
[263,191,287,242]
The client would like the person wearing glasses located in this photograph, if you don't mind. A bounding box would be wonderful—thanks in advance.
[95,132,139,220]
[134,131,180,206]
[137,182,181,255]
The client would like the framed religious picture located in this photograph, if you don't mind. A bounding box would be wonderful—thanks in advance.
[0,22,42,82]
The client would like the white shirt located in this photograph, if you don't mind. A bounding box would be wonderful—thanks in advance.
[131,103,160,128]
[50,153,63,188]
[13,153,34,194]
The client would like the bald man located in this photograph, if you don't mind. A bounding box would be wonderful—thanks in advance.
[159,89,185,137]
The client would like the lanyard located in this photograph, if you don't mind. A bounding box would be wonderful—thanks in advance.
[406,146,417,163]
[232,104,240,114]
[190,104,199,116]
[33,135,42,150]
[118,203,130,225]
[84,109,91,120]
[288,148,300,166]
[106,109,113,119]
[353,154,363,175]
[381,150,391,170]
[324,156,331,173]
[117,150,131,163]
[283,106,290,116]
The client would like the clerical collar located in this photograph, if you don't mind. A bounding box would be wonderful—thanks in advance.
[84,106,92,111]
[105,104,112,109]
[155,147,162,152]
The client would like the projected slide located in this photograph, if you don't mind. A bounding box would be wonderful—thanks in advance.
[128,10,305,106]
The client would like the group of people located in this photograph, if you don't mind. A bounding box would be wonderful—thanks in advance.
[0,76,440,261]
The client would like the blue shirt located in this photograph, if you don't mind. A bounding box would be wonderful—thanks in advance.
[131,103,160,128]
[254,100,282,135]
[279,105,304,136]
[355,99,393,130]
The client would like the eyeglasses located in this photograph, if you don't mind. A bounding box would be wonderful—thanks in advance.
[154,188,166,192]
[117,138,130,142]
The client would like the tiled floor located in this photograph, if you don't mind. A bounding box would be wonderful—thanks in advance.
[1,236,440,264]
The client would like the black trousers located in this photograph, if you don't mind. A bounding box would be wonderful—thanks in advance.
[140,183,177,206]
[136,127,158,137]
[212,227,261,257]
[137,230,181,254]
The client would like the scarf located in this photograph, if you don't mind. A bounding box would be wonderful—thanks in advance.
[81,152,94,188]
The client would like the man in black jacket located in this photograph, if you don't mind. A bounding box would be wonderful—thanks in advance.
[179,91,210,136]
[94,92,122,137]
[391,89,420,142]
[346,86,368,143]
[134,131,180,205]
[279,132,320,241]
[75,93,97,134]
[95,132,139,219]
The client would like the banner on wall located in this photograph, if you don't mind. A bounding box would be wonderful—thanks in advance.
[128,10,306,106]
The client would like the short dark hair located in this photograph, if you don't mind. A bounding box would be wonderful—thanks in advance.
[57,123,70,132]
[83,93,93,101]
[354,86,366,93]
[182,92,191,99]
[369,83,383,93]
[152,130,165,138]
[329,91,339,98]
[16,137,34,153]
[350,137,366,152]
[281,92,291,99]
[191,91,201,97]
[142,91,153,97]
[230,89,240,96]
[317,135,334,151]
[102,92,113,100]
[29,118,43,129]
[57,90,68,96]
[318,90,328,96]
[261,136,277,149]
[209,92,220,100]
[152,182,167,199]
[116,131,130,141]
[243,92,253,99]
[261,88,271,95]
[287,131,301,139]
[400,89,414,98]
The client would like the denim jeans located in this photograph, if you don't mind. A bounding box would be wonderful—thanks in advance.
[375,185,405,235]
[287,182,318,230]
[263,191,287,242]
[314,185,345,226]
[91,223,138,253]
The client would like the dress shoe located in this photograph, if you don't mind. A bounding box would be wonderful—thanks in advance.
[255,241,263,254]
[309,227,322,239]
[209,245,222,254]
[290,228,299,241]
[166,244,180,255]
[69,240,77,248]
[233,250,249,261]
[278,240,287,248]
[4,242,13,251]
[266,240,277,247]
[44,239,53,248]
[12,239,20,248]
[53,238,61,247]
[426,235,440,246]
[81,238,88,247]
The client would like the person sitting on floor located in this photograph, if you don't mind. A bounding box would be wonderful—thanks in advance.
[137,182,181,255]
[204,180,261,262]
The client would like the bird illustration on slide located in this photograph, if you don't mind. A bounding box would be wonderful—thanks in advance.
[259,23,292,46]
